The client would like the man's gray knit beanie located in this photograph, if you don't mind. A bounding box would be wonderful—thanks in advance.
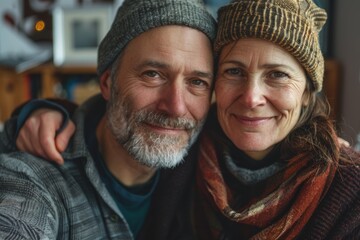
[97,0,217,76]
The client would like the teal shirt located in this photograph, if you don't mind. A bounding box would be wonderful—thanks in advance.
[85,115,159,237]
[95,154,159,237]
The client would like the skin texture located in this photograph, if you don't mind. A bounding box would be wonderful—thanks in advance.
[216,38,309,160]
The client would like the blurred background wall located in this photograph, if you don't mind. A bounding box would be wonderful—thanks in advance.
[332,1,360,145]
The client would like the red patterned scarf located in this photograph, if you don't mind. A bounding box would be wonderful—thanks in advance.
[195,133,337,240]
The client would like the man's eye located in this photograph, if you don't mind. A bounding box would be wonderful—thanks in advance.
[143,71,159,78]
[191,79,208,87]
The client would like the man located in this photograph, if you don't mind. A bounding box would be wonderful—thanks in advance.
[0,0,216,239]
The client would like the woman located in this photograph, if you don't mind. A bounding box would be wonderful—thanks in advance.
[193,0,360,239]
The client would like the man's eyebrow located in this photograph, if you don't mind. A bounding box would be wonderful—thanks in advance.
[136,60,213,79]
[193,70,213,80]
[136,60,169,70]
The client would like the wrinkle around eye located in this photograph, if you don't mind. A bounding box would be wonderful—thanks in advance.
[140,71,167,87]
[221,70,247,83]
[187,80,212,96]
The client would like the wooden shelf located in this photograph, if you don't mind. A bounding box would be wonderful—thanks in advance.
[0,68,28,122]
[323,59,342,121]
[0,64,97,122]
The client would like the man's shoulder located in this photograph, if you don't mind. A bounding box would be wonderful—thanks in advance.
[0,152,109,239]
[0,151,93,210]
[0,151,79,187]
[0,151,56,170]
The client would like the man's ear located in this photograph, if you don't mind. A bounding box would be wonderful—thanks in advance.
[99,70,111,100]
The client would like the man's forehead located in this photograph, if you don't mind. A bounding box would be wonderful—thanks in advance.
[122,25,213,62]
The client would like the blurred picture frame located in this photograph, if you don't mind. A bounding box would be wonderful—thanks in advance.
[53,6,112,66]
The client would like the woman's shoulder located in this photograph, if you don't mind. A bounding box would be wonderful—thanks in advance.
[339,145,360,168]
[323,146,360,206]
[320,146,360,210]
[304,147,360,239]
[335,146,360,184]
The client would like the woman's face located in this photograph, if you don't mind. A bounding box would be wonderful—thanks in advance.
[215,38,309,160]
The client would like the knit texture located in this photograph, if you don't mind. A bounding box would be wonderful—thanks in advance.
[301,148,360,239]
[215,0,327,91]
[196,133,336,239]
[97,0,216,76]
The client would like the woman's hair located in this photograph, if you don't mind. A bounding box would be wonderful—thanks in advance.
[280,79,341,166]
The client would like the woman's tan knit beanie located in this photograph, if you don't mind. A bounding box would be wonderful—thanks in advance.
[215,0,327,92]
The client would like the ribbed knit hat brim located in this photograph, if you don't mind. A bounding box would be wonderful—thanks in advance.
[97,0,216,76]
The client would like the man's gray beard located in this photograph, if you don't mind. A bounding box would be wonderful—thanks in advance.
[106,85,205,169]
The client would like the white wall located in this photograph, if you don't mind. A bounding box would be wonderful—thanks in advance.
[333,1,360,144]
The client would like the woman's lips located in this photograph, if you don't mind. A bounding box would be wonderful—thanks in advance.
[233,114,272,126]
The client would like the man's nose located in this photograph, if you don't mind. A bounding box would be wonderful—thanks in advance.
[157,81,187,117]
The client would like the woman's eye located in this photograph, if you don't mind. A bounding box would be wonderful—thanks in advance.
[226,68,240,75]
[224,68,245,77]
[269,71,289,79]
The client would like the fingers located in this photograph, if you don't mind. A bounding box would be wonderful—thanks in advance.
[39,120,65,165]
[16,115,45,156]
[337,137,350,148]
[16,109,65,165]
[55,120,76,153]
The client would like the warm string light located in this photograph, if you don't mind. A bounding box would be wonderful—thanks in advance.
[35,20,45,31]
